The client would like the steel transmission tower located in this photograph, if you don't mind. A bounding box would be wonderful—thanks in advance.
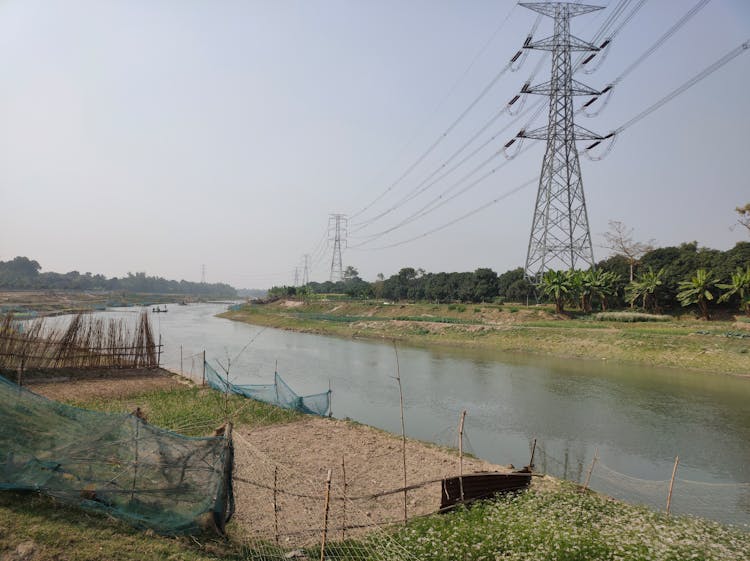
[201,264,206,284]
[328,214,348,282]
[519,2,604,280]
[302,254,310,285]
[293,267,300,287]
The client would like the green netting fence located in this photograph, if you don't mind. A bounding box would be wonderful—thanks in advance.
[204,360,331,416]
[0,373,234,535]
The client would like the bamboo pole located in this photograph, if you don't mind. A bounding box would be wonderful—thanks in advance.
[157,334,162,368]
[582,448,598,491]
[130,416,140,502]
[529,438,537,469]
[666,456,679,515]
[393,341,408,526]
[328,379,332,418]
[458,409,466,503]
[273,466,279,545]
[341,455,347,541]
[320,468,332,561]
[180,345,183,375]
[202,350,206,386]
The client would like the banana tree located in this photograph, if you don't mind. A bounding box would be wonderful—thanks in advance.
[626,267,664,313]
[541,270,570,314]
[677,269,717,320]
[718,266,750,315]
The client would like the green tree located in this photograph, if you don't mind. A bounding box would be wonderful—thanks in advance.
[677,269,717,320]
[717,266,750,316]
[587,269,621,312]
[626,267,664,313]
[540,270,571,314]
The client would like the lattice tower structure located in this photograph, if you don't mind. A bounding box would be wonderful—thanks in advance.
[328,214,348,282]
[519,2,605,281]
[302,254,310,285]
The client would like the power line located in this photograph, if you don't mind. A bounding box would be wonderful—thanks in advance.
[349,13,543,222]
[581,0,712,117]
[585,37,750,154]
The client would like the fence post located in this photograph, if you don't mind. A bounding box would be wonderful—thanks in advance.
[458,409,466,503]
[320,469,332,561]
[666,456,679,515]
[341,455,347,541]
[273,466,279,545]
[157,334,162,368]
[582,448,598,491]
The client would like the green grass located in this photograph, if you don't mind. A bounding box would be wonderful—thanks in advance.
[593,311,672,322]
[68,385,301,436]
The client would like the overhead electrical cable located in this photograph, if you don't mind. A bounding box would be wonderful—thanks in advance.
[585,38,750,158]
[350,176,539,251]
[350,97,546,233]
[347,2,520,222]
[350,102,546,246]
[349,14,543,222]
[581,0,712,116]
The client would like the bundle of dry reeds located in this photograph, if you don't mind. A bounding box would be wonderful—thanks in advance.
[0,311,159,371]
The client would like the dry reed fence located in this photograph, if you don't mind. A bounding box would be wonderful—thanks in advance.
[0,311,159,372]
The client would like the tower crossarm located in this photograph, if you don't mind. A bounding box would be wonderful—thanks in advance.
[519,2,603,18]
[520,124,604,141]
[524,79,600,96]
[525,34,600,52]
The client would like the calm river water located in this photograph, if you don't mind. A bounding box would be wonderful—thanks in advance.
[118,303,749,526]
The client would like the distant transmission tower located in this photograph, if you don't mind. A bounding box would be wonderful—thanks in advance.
[293,267,300,287]
[201,264,206,284]
[328,214,348,282]
[520,2,604,280]
[302,254,310,285]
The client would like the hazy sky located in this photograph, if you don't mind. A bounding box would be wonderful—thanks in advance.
[1,0,748,288]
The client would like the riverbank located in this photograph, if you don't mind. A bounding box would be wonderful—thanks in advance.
[220,300,750,376]
[1,371,748,560]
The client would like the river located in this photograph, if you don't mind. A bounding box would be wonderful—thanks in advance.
[115,303,750,527]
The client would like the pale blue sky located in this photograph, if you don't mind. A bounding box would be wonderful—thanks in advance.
[1,0,748,288]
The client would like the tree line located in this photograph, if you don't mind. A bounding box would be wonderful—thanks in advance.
[269,240,750,318]
[0,256,237,297]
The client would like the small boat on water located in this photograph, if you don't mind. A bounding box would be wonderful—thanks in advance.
[440,471,532,511]
[152,306,168,313]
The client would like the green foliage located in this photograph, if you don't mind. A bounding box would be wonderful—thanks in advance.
[626,267,665,313]
[540,270,571,314]
[717,265,750,315]
[0,257,236,296]
[677,268,718,320]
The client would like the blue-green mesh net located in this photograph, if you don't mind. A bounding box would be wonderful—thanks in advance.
[0,374,233,535]
[204,361,331,416]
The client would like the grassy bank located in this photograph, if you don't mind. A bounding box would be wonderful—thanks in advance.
[2,381,749,560]
[220,300,750,375]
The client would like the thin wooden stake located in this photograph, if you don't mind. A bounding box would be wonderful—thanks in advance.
[202,350,206,386]
[180,345,183,374]
[458,410,466,503]
[582,448,598,491]
[130,416,140,502]
[666,456,679,515]
[393,340,408,526]
[328,379,333,418]
[529,438,537,469]
[273,466,279,545]
[341,455,347,541]
[157,334,162,368]
[320,468,332,561]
